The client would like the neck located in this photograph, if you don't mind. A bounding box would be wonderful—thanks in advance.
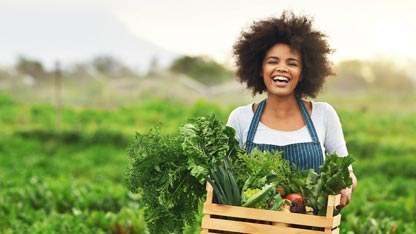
[265,94,299,117]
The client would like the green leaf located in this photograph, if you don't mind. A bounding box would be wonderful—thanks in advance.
[242,183,277,207]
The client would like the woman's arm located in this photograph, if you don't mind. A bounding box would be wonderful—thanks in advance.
[339,170,357,209]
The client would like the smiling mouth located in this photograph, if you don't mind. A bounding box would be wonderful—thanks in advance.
[272,76,290,83]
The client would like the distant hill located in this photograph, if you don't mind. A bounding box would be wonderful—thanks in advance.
[0,4,179,73]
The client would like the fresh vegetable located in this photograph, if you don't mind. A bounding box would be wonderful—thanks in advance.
[269,195,291,211]
[242,188,263,209]
[285,193,306,214]
[126,114,355,234]
[180,114,241,184]
[285,193,304,206]
[233,149,293,211]
[205,157,241,206]
[241,183,277,209]
[126,125,204,234]
[305,153,356,216]
[127,114,240,233]
[277,168,312,197]
[232,149,288,191]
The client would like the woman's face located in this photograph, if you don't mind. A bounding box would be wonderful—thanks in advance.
[261,43,302,98]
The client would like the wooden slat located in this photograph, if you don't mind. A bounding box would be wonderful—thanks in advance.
[332,214,341,227]
[326,194,341,217]
[203,203,337,228]
[202,216,332,234]
[331,227,339,234]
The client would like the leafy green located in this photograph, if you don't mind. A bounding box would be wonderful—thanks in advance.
[306,153,356,216]
[232,149,285,189]
[180,114,240,184]
[278,168,311,197]
[232,149,308,196]
[126,114,241,233]
[126,125,205,234]
[241,182,276,208]
[233,149,305,211]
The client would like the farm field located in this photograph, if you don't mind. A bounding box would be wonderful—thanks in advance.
[1,93,415,234]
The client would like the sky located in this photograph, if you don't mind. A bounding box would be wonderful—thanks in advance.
[1,0,416,67]
[117,0,416,64]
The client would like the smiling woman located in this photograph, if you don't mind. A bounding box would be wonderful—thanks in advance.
[227,11,357,209]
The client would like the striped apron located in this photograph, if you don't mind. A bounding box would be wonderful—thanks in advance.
[245,97,324,173]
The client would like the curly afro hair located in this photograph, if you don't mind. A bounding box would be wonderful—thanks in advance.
[233,11,334,98]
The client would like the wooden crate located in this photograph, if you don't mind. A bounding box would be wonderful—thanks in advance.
[201,183,341,234]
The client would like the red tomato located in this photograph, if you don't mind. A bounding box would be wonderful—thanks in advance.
[285,193,304,206]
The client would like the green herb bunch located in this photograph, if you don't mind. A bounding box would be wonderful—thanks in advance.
[126,125,204,234]
[126,114,241,233]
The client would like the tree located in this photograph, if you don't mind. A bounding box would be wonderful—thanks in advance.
[91,55,133,77]
[326,59,414,96]
[169,55,233,86]
[369,60,414,96]
[15,56,46,79]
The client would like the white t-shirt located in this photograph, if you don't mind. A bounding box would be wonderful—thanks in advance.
[227,101,350,165]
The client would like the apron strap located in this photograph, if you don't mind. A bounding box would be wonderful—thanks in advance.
[296,97,320,143]
[246,97,320,144]
[246,99,266,144]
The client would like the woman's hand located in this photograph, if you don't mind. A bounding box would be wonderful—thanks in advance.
[338,171,357,210]
[339,187,352,209]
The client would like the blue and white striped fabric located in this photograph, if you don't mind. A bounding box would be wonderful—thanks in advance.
[245,97,324,173]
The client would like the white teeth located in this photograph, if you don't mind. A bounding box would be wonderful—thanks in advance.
[272,76,290,83]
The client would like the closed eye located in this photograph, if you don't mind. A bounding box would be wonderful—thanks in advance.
[287,58,300,67]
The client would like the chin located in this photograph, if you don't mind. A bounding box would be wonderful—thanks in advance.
[267,91,294,98]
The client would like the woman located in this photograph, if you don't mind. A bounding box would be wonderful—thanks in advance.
[227,12,357,208]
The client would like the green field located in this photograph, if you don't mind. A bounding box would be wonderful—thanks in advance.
[1,93,415,234]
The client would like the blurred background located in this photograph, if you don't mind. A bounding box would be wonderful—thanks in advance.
[1,0,415,233]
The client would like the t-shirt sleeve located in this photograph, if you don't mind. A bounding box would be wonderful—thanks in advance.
[323,103,348,156]
[323,103,353,170]
[226,107,244,148]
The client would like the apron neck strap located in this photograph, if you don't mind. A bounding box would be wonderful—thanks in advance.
[246,97,320,143]
[296,97,320,142]
[246,99,266,143]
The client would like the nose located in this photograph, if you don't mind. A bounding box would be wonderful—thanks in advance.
[276,65,288,73]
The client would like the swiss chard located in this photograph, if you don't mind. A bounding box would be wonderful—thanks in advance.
[306,153,356,216]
